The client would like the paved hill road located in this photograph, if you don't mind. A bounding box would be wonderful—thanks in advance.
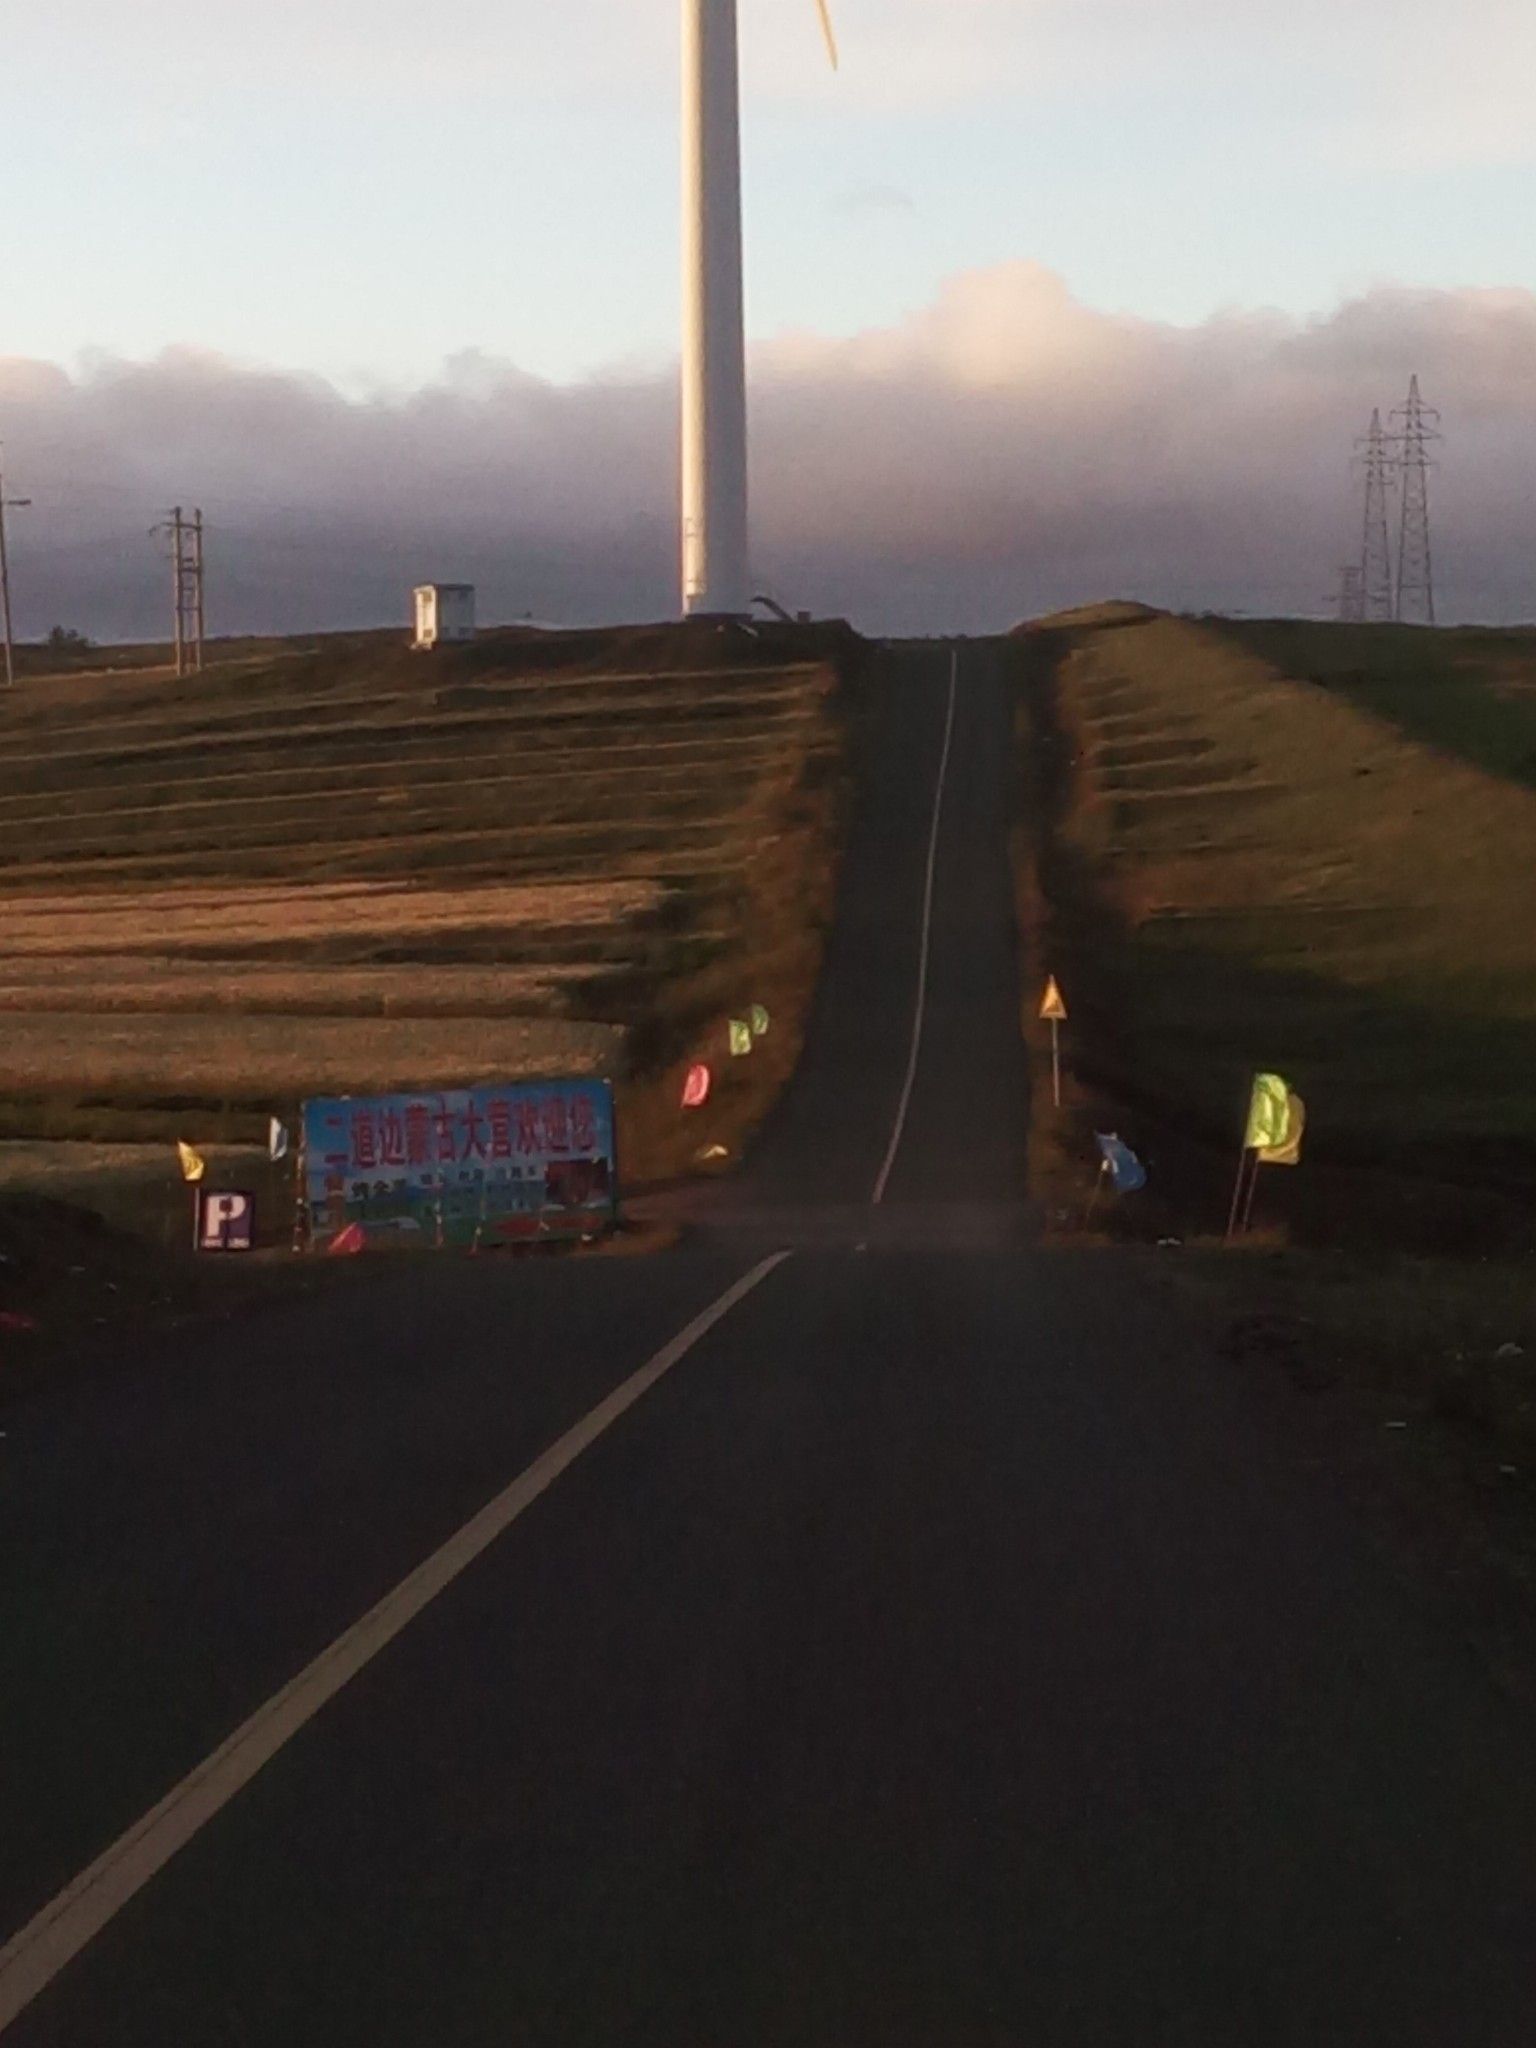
[3,641,1536,2043]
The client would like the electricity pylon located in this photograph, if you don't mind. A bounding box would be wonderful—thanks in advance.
[1335,563,1365,623]
[1391,375,1440,625]
[1355,409,1396,622]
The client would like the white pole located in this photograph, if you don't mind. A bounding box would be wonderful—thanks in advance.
[681,0,751,619]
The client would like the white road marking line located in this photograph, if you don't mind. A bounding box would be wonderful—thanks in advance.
[871,647,959,1206]
[0,1250,793,2035]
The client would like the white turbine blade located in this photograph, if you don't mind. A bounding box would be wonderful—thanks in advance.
[813,0,839,69]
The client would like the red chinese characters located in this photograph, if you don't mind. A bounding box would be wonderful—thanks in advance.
[514,1098,542,1157]
[542,1094,571,1154]
[379,1108,407,1168]
[330,1089,602,1179]
[404,1104,434,1166]
[487,1097,515,1160]
[349,1109,379,1172]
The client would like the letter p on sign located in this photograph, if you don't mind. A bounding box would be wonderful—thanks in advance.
[197,1190,255,1252]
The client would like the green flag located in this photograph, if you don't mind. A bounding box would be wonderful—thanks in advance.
[749,1004,770,1038]
[1258,1092,1306,1167]
[729,1019,753,1057]
[1243,1072,1293,1152]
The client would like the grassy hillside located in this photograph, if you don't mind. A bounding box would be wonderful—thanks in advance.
[1015,609,1536,1246]
[1219,618,1536,790]
[0,621,862,1182]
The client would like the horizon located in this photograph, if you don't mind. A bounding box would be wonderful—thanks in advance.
[2,2,1534,633]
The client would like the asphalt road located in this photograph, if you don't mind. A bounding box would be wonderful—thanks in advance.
[3,641,1535,2044]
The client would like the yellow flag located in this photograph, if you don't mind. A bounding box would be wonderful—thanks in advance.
[177,1140,206,1184]
[1039,976,1068,1023]
[1258,1092,1306,1167]
[1243,1072,1293,1153]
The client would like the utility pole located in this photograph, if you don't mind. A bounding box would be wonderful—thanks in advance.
[1391,374,1440,625]
[0,449,33,689]
[160,506,206,676]
[170,507,185,677]
[190,508,205,671]
[1355,409,1396,622]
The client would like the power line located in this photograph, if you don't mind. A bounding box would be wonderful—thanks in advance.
[1391,373,1441,625]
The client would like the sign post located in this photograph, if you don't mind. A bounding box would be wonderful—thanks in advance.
[1039,976,1069,1110]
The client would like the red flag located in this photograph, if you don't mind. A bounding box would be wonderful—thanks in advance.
[681,1063,712,1109]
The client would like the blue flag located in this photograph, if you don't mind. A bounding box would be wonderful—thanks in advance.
[1095,1132,1147,1194]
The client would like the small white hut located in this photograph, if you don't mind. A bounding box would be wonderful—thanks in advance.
[412,584,476,650]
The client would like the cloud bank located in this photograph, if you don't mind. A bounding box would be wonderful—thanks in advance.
[3,265,1534,640]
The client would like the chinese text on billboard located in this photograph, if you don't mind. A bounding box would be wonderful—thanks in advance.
[301,1080,616,1251]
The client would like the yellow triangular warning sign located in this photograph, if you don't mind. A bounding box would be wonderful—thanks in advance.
[1039,976,1068,1023]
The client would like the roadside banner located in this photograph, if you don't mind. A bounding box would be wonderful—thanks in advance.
[1229,1070,1299,1241]
[268,1117,290,1163]
[1243,1072,1294,1153]
[300,1079,616,1252]
[1257,1092,1306,1167]
[1094,1132,1147,1194]
[176,1141,206,1184]
[749,1005,771,1038]
[729,1020,753,1057]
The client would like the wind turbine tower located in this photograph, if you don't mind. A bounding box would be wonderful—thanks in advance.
[680,0,837,619]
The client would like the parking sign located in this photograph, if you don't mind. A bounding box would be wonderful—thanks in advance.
[197,1190,255,1252]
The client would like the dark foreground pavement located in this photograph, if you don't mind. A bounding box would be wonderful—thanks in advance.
[2,644,1534,2045]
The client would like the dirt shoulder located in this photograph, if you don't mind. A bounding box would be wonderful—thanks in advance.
[0,1193,372,1407]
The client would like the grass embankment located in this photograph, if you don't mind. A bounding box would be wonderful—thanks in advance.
[0,619,866,1258]
[1015,606,1536,1246]
[1220,617,1536,791]
[1013,608,1536,1577]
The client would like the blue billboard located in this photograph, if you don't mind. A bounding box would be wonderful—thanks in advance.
[301,1079,616,1252]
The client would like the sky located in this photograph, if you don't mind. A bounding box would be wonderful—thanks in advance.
[1,0,1534,635]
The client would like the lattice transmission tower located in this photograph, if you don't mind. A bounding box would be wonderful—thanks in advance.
[1335,563,1365,623]
[1355,409,1396,621]
[1391,374,1440,625]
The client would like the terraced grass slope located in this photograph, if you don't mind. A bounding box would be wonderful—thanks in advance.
[0,623,856,1158]
[1016,608,1536,1230]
